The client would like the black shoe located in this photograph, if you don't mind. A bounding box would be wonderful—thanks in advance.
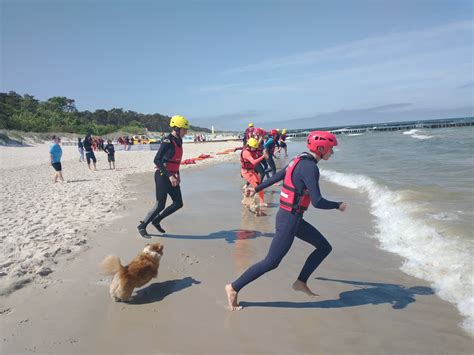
[137,222,150,239]
[151,220,166,234]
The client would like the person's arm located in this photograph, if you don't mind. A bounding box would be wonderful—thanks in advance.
[299,162,341,209]
[242,150,265,166]
[255,168,286,192]
[154,139,173,177]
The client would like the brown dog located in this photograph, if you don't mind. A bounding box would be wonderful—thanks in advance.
[101,243,164,302]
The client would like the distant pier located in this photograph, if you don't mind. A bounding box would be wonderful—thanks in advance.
[286,117,473,137]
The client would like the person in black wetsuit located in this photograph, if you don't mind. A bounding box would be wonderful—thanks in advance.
[137,115,190,238]
[83,134,97,170]
[225,131,348,310]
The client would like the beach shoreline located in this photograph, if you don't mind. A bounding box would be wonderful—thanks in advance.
[1,160,472,354]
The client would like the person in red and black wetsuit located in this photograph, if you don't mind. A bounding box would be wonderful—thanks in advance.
[137,115,189,238]
[225,131,348,310]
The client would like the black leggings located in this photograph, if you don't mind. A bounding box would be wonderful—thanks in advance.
[266,154,276,176]
[142,171,183,226]
[231,209,332,292]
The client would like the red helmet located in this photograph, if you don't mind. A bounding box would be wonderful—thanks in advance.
[254,127,264,136]
[307,131,338,156]
[270,129,278,136]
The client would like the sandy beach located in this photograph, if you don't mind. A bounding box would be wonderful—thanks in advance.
[1,155,472,354]
[0,141,240,296]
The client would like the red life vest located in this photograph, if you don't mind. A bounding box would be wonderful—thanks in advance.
[240,148,260,170]
[164,138,183,174]
[279,153,313,214]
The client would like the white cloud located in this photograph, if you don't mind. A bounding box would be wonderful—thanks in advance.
[222,20,473,74]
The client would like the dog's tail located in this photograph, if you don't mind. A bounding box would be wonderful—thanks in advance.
[101,255,124,275]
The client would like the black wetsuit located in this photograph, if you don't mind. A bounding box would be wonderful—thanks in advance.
[83,137,96,164]
[141,134,184,229]
[232,154,341,292]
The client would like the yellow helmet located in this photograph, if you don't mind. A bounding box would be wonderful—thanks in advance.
[170,115,189,129]
[247,137,259,149]
[248,123,254,127]
[282,128,287,134]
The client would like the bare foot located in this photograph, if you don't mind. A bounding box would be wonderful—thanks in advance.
[225,284,242,311]
[292,280,319,297]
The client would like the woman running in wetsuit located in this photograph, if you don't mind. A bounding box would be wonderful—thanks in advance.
[225,131,348,310]
[137,115,189,238]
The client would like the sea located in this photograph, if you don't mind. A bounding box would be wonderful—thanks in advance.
[285,127,473,334]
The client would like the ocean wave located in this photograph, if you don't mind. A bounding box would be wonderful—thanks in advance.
[402,129,432,140]
[320,169,474,335]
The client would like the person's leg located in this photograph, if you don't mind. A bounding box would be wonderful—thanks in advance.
[255,163,266,182]
[226,210,301,309]
[293,219,332,296]
[138,172,169,236]
[92,154,97,170]
[260,159,270,179]
[86,153,91,169]
[58,164,64,182]
[154,184,183,223]
[267,155,276,176]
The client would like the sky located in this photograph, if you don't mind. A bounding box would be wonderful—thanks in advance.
[1,0,473,130]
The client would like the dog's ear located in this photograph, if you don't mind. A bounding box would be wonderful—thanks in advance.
[158,244,164,253]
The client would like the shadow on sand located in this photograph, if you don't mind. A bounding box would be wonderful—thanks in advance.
[130,276,201,305]
[239,277,434,310]
[148,230,275,244]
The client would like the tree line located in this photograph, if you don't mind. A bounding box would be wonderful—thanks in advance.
[0,91,210,135]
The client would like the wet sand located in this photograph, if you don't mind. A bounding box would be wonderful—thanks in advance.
[1,162,472,354]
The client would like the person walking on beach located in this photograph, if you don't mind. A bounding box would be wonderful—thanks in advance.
[83,134,97,170]
[103,139,116,170]
[50,135,64,183]
[225,131,347,310]
[78,137,85,162]
[137,115,189,238]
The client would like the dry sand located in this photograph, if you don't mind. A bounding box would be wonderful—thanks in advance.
[0,141,240,296]
[1,159,472,354]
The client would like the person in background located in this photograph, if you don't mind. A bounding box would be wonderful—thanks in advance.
[225,131,347,310]
[278,128,288,157]
[78,137,85,162]
[50,135,64,183]
[83,134,97,170]
[104,139,116,170]
[243,123,255,146]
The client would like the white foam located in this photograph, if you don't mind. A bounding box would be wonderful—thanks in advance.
[320,169,474,335]
[402,129,432,140]
[427,212,461,221]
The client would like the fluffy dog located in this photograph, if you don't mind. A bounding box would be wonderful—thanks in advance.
[101,243,164,302]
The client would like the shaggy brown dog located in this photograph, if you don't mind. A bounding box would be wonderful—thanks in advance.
[101,243,164,302]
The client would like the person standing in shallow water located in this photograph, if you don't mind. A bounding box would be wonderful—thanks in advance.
[225,131,348,310]
[137,115,189,238]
